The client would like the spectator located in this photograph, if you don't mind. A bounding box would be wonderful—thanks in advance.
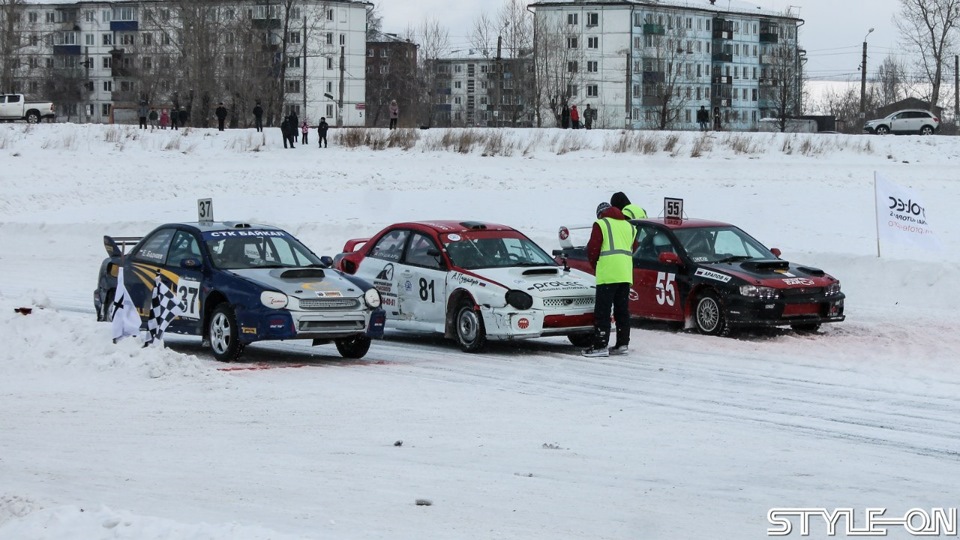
[561,104,570,129]
[389,99,399,129]
[317,117,329,148]
[713,107,722,131]
[178,107,189,129]
[584,104,595,130]
[252,100,264,132]
[280,115,296,149]
[289,110,299,142]
[159,109,170,130]
[137,100,148,129]
[148,108,158,130]
[570,105,580,129]
[582,202,636,357]
[697,106,709,131]
[170,106,180,130]
[215,102,227,131]
[301,120,309,145]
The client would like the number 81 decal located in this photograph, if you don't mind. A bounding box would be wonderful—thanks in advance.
[656,272,676,306]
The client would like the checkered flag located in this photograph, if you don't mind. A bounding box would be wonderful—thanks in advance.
[145,273,185,345]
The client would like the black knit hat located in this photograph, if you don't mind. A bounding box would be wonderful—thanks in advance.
[610,192,631,209]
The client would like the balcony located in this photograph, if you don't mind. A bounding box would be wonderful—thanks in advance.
[643,23,665,35]
[252,18,282,30]
[712,52,732,63]
[712,29,733,40]
[642,95,664,106]
[711,75,732,85]
[642,71,665,83]
[110,20,139,32]
[759,32,779,44]
[53,45,82,56]
[759,78,779,86]
[711,98,730,108]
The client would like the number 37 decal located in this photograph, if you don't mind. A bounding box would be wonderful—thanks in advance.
[656,272,676,306]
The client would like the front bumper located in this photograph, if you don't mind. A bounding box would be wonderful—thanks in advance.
[480,306,594,341]
[235,306,385,344]
[724,294,845,327]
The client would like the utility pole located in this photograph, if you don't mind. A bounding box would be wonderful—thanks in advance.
[859,27,873,119]
[954,55,958,130]
[302,16,307,118]
[337,45,345,127]
[496,33,503,128]
[625,50,632,129]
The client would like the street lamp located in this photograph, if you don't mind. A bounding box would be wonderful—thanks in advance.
[859,27,874,119]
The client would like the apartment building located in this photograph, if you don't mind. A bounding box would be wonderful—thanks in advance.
[431,51,534,128]
[0,0,368,126]
[365,32,417,128]
[529,0,803,131]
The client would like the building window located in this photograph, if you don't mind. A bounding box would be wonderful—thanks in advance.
[567,13,578,25]
[587,84,598,97]
[288,57,300,68]
[102,57,112,69]
[102,104,111,116]
[567,84,578,97]
[567,37,578,49]
[586,13,598,26]
[455,81,461,89]
[286,80,301,93]
[120,33,135,46]
[113,7,136,21]
[587,61,598,73]
[367,49,374,57]
[326,104,334,117]
[289,31,300,44]
[102,33,112,46]
[326,33,333,45]
[85,34,94,46]
[142,56,152,70]
[28,11,38,22]
[142,33,153,46]
[380,49,387,57]
[120,80,133,92]
[567,61,578,73]
[340,34,346,45]
[589,36,600,49]
[327,57,333,69]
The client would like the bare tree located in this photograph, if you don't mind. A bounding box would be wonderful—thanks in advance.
[0,0,27,93]
[873,54,909,106]
[407,18,450,127]
[640,15,691,130]
[365,3,382,40]
[497,0,534,126]
[896,0,960,111]
[762,35,803,132]
[533,14,581,126]
[469,13,497,58]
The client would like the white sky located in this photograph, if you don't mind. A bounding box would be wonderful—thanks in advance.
[374,0,904,83]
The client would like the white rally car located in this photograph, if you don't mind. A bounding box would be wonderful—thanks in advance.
[335,220,597,351]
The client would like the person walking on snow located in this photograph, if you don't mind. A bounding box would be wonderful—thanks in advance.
[582,202,637,357]
[317,117,329,148]
[215,102,228,131]
[252,101,264,132]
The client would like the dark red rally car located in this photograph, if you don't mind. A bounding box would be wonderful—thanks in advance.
[554,217,845,335]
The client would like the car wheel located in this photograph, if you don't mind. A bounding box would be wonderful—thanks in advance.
[568,332,594,347]
[695,290,728,336]
[209,304,244,362]
[920,125,934,135]
[26,111,40,124]
[99,288,115,322]
[875,125,890,135]
[335,335,371,359]
[791,323,821,333]
[454,300,486,352]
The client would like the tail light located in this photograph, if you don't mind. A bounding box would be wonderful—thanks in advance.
[934,117,941,123]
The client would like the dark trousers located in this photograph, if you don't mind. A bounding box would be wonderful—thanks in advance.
[254,117,263,132]
[139,117,147,129]
[217,118,225,131]
[318,134,327,147]
[389,118,397,129]
[302,132,308,144]
[284,135,295,148]
[593,282,631,348]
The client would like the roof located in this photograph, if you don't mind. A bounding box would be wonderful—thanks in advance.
[161,222,285,234]
[529,0,801,21]
[636,217,733,229]
[396,221,517,234]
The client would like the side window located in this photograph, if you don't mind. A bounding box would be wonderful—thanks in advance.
[369,229,409,262]
[133,228,175,265]
[8,94,20,103]
[166,230,201,268]
[403,233,442,269]
[634,227,675,262]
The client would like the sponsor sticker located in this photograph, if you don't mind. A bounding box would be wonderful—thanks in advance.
[694,268,733,283]
[517,317,530,330]
[242,326,258,335]
[447,233,461,242]
[782,277,815,286]
[451,272,483,287]
[527,280,589,293]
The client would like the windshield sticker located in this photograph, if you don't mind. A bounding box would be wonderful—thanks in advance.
[139,249,164,261]
[782,278,816,286]
[204,230,288,239]
[695,268,732,283]
[692,256,709,263]
[314,291,343,297]
[447,234,461,242]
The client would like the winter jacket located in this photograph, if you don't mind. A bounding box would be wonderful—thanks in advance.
[586,206,637,271]
[215,106,227,120]
[317,120,329,136]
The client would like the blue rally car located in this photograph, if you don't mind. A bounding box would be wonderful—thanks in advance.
[94,221,385,361]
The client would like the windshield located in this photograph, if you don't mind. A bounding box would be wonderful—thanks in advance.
[203,230,323,270]
[443,234,557,270]
[672,226,774,264]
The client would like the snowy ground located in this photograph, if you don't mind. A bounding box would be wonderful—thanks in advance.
[1,123,959,539]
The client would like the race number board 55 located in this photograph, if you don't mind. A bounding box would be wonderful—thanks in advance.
[664,198,683,220]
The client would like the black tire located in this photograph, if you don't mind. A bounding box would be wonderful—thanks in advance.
[99,288,115,322]
[791,323,821,333]
[694,290,728,336]
[875,125,889,135]
[26,111,40,124]
[208,304,243,362]
[335,335,371,359]
[568,333,594,347]
[454,300,486,352]
[920,125,934,135]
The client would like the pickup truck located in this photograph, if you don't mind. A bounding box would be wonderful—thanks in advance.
[0,94,55,123]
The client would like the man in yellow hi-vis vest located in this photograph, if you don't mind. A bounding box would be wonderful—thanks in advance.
[611,191,647,220]
[583,202,637,357]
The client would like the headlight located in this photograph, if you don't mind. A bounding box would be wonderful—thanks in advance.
[364,288,382,308]
[739,285,779,300]
[505,290,533,310]
[260,291,288,309]
[825,282,841,296]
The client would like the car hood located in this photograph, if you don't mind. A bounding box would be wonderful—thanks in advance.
[452,266,595,297]
[229,267,365,299]
[700,259,838,289]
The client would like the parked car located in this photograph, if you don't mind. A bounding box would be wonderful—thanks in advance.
[95,221,385,361]
[335,221,597,351]
[554,217,845,336]
[0,93,55,123]
[863,109,940,135]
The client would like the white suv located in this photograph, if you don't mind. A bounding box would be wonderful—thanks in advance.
[863,109,940,135]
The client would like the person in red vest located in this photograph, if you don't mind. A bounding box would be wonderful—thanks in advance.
[570,105,581,129]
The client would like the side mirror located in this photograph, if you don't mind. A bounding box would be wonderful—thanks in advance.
[770,248,782,258]
[658,252,682,265]
[180,257,202,270]
[319,255,334,268]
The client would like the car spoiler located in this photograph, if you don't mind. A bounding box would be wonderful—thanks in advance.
[556,224,593,250]
[103,235,142,257]
[341,237,370,254]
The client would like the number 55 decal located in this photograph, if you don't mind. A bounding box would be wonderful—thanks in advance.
[656,272,676,306]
